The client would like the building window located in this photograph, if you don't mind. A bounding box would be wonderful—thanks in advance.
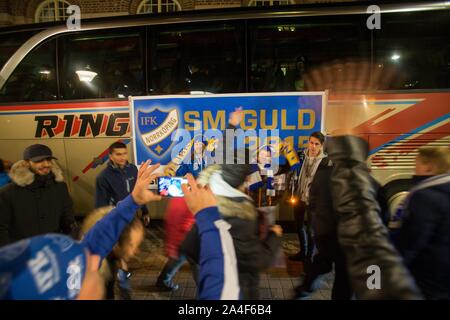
[249,0,293,6]
[137,0,181,14]
[35,0,72,23]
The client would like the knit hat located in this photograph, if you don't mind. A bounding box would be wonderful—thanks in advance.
[220,148,252,188]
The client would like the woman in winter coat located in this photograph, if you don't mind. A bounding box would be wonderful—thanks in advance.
[180,163,283,299]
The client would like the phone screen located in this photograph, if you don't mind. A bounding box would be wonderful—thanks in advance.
[158,176,188,197]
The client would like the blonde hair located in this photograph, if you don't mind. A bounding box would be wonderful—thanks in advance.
[417,147,450,174]
[80,206,114,236]
[80,206,144,280]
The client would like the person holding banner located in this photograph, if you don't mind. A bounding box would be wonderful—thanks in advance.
[247,142,299,208]
[245,141,300,269]
[175,138,209,178]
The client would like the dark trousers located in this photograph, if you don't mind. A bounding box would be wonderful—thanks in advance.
[293,202,314,259]
[302,236,352,300]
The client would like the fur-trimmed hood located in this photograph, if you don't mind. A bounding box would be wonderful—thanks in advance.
[198,165,257,220]
[9,160,64,187]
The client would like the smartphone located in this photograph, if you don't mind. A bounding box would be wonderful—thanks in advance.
[157,176,188,197]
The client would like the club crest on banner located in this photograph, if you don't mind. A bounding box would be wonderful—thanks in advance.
[137,108,179,157]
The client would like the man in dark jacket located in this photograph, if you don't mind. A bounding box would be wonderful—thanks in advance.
[394,147,450,299]
[95,141,149,221]
[0,144,77,247]
[326,135,421,299]
[295,165,352,300]
[290,131,332,261]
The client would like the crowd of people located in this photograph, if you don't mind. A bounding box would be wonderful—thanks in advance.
[0,109,449,300]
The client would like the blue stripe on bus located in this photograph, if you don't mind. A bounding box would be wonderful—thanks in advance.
[369,112,450,155]
[0,108,130,115]
[329,100,420,105]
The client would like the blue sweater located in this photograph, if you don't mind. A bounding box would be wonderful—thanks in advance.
[195,207,240,300]
[82,195,140,260]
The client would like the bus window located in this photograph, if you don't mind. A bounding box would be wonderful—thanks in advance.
[372,10,450,90]
[0,30,39,71]
[248,15,371,92]
[0,39,57,102]
[149,23,244,94]
[59,28,145,100]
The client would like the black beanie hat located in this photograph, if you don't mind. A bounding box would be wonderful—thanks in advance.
[220,148,252,188]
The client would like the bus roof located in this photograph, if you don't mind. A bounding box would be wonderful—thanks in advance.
[1,0,448,34]
[1,0,449,89]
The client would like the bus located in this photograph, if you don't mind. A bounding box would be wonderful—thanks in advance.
[0,1,449,219]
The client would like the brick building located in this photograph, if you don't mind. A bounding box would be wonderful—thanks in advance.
[0,0,358,27]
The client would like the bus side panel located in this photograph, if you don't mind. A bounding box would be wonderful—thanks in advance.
[327,92,450,187]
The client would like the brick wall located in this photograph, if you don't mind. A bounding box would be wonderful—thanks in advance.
[80,0,130,13]
[0,0,361,27]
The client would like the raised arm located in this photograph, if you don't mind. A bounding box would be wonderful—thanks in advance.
[83,161,162,261]
[182,174,240,300]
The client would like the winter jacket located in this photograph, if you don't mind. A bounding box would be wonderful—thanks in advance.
[309,166,389,237]
[195,206,240,300]
[180,165,282,300]
[395,173,450,299]
[95,161,148,215]
[0,160,76,247]
[164,197,195,259]
[294,148,332,205]
[309,166,337,239]
[325,135,422,299]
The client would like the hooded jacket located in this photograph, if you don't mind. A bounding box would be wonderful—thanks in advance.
[395,173,450,299]
[0,160,76,247]
[180,165,281,299]
[326,136,422,299]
